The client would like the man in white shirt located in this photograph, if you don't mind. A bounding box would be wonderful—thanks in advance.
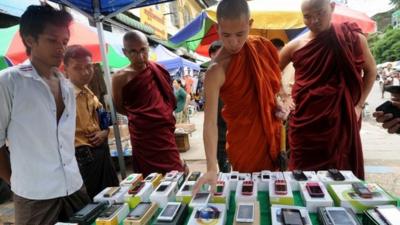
[0,5,89,225]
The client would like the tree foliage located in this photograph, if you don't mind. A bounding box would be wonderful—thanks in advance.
[391,0,400,9]
[369,27,400,64]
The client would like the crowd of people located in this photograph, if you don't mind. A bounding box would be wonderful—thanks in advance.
[0,0,398,224]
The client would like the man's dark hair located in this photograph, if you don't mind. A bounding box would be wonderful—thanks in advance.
[216,0,250,21]
[63,45,92,65]
[270,39,285,50]
[208,41,222,57]
[20,5,73,55]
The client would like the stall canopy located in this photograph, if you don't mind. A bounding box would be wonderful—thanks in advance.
[154,45,200,73]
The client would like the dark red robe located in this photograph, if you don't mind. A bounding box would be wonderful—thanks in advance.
[289,23,365,179]
[122,62,183,177]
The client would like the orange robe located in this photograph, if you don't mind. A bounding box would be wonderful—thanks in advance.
[220,36,281,172]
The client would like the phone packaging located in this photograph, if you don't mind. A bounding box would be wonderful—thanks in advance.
[283,171,319,191]
[252,171,270,191]
[211,180,231,209]
[150,181,179,208]
[318,207,361,225]
[327,183,397,213]
[176,181,196,204]
[120,173,143,187]
[233,202,260,225]
[187,203,227,225]
[317,170,360,185]
[269,179,294,206]
[299,181,334,212]
[271,205,312,225]
[123,202,158,225]
[364,205,400,225]
[143,172,163,189]
[162,171,185,189]
[235,180,258,203]
[228,171,240,191]
[94,186,130,205]
[95,203,130,225]
[154,203,189,225]
[124,182,154,209]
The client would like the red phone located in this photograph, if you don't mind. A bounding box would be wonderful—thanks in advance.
[275,180,287,195]
[214,181,225,196]
[129,181,145,195]
[306,182,324,198]
[241,181,254,195]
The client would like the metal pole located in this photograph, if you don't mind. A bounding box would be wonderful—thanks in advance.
[95,20,127,179]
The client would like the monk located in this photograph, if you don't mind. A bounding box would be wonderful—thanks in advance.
[194,0,285,194]
[279,0,376,179]
[112,31,184,177]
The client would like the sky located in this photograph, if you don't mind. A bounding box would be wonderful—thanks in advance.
[346,0,395,16]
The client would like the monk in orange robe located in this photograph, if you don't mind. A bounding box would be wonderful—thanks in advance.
[194,0,286,194]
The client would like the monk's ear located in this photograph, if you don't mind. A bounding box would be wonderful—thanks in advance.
[249,18,254,28]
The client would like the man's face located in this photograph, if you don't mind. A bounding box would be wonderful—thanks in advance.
[173,80,179,89]
[26,23,70,67]
[65,56,94,88]
[302,1,334,34]
[217,15,252,54]
[123,39,149,70]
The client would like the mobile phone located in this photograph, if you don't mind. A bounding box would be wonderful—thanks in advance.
[375,205,400,225]
[325,207,358,225]
[157,202,181,222]
[236,203,254,223]
[352,183,372,198]
[275,179,287,195]
[144,173,156,182]
[129,181,145,195]
[69,202,107,223]
[241,180,254,195]
[165,170,178,180]
[127,202,152,220]
[214,181,225,196]
[190,192,211,205]
[181,184,193,192]
[384,85,400,94]
[103,187,120,197]
[376,101,400,119]
[306,182,324,198]
[292,170,308,181]
[98,204,122,218]
[327,169,345,181]
[187,171,201,181]
[261,170,271,180]
[156,183,170,192]
[230,174,238,180]
[281,208,304,225]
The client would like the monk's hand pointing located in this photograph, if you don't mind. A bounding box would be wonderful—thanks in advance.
[192,171,218,196]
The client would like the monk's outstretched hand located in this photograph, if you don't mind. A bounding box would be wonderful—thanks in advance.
[192,171,218,196]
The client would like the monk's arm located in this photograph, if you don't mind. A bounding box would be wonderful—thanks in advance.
[111,74,127,115]
[357,34,377,108]
[203,65,225,173]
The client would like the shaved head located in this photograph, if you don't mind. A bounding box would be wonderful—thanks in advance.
[301,0,330,10]
[123,30,148,45]
[216,0,250,21]
[301,0,334,34]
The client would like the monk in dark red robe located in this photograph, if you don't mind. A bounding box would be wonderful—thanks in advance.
[112,31,183,177]
[279,0,377,179]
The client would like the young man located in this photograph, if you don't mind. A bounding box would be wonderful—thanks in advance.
[209,41,231,173]
[64,45,119,199]
[0,5,89,224]
[173,79,187,124]
[112,31,184,177]
[279,0,376,179]
[194,0,284,193]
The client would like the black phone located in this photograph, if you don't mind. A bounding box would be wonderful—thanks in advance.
[69,202,107,224]
[384,85,400,94]
[292,170,308,181]
[281,208,305,225]
[98,204,121,218]
[327,169,345,181]
[352,183,372,198]
[156,184,169,192]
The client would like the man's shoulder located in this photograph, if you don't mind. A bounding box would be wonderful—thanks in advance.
[0,65,30,84]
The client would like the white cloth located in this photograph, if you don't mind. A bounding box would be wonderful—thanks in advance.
[0,62,83,200]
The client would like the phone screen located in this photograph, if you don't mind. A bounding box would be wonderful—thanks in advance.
[160,204,180,219]
[145,175,154,181]
[282,209,303,225]
[327,210,354,224]
[75,203,98,217]
[99,204,120,218]
[182,184,192,192]
[128,203,151,219]
[242,184,253,193]
[262,174,270,179]
[216,184,224,193]
[308,185,322,193]
[156,184,169,192]
[188,172,200,181]
[192,192,209,203]
[238,204,254,220]
[231,175,238,179]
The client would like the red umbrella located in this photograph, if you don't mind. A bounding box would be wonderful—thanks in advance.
[333,3,377,33]
[1,21,103,65]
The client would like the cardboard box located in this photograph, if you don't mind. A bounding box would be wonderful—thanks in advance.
[175,133,190,152]
[283,171,319,191]
[327,183,397,214]
[175,123,196,133]
[187,204,227,225]
[150,181,179,208]
[120,174,143,187]
[299,181,334,213]
[271,205,312,225]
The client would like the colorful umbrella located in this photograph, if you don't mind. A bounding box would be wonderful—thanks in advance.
[0,21,103,66]
[170,1,376,57]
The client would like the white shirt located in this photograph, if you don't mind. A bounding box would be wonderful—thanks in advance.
[0,62,83,200]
